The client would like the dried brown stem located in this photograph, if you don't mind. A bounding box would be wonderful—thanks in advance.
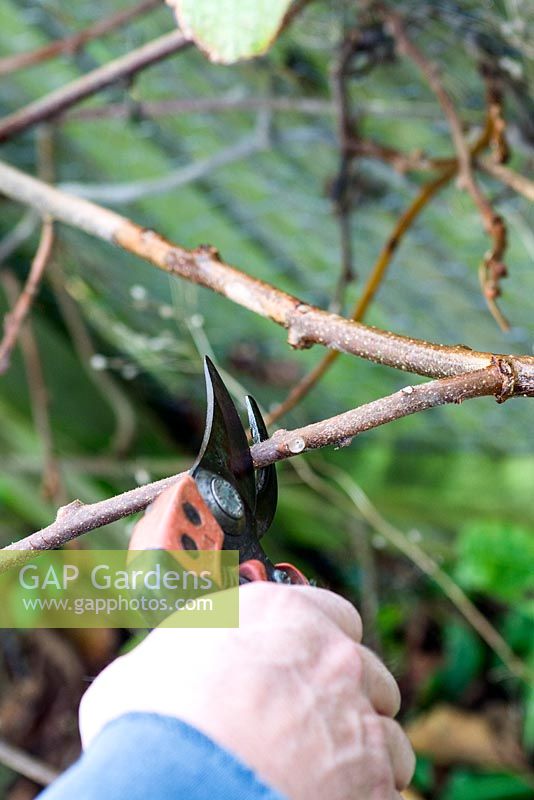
[267,170,455,424]
[266,123,493,424]
[329,31,360,310]
[481,64,509,165]
[385,10,510,331]
[265,347,338,428]
[349,136,534,202]
[346,137,447,173]
[0,220,54,374]
[279,0,314,32]
[4,366,506,554]
[0,0,160,77]
[0,31,190,143]
[1,159,534,394]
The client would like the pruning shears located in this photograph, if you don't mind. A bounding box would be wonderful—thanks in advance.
[129,357,308,586]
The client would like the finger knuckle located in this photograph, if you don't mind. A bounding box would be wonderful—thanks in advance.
[338,639,365,678]
[321,588,363,632]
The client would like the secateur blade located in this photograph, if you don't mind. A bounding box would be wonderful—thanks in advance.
[190,357,258,545]
[191,358,253,488]
[246,395,277,539]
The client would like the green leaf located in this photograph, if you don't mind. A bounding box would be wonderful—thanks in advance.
[454,521,534,603]
[440,770,533,800]
[438,623,485,698]
[412,755,435,794]
[168,0,293,63]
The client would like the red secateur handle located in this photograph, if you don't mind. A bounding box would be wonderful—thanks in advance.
[129,476,308,585]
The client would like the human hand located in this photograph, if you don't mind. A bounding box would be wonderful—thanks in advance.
[80,582,414,800]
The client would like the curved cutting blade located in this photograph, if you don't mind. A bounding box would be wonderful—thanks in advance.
[245,395,277,538]
[190,357,256,518]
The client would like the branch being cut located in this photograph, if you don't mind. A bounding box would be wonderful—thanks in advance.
[0,220,54,374]
[0,31,190,143]
[0,0,160,77]
[0,159,534,394]
[385,11,510,331]
[4,365,506,553]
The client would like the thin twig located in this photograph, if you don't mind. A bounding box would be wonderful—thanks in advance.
[0,221,54,374]
[292,458,382,654]
[61,97,455,125]
[347,137,449,173]
[0,270,62,501]
[279,0,314,32]
[63,95,335,122]
[2,365,509,554]
[4,473,186,557]
[59,130,266,204]
[1,159,534,394]
[0,210,39,264]
[0,31,190,143]
[329,31,359,310]
[0,0,161,76]
[265,350,337,426]
[347,137,534,201]
[478,157,534,202]
[319,464,532,683]
[0,737,59,786]
[385,10,510,331]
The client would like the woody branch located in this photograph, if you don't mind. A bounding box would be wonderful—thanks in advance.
[0,159,533,394]
[4,365,506,554]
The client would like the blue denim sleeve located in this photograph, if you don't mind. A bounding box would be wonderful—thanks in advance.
[38,712,287,800]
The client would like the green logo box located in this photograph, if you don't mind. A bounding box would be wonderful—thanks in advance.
[0,550,239,629]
